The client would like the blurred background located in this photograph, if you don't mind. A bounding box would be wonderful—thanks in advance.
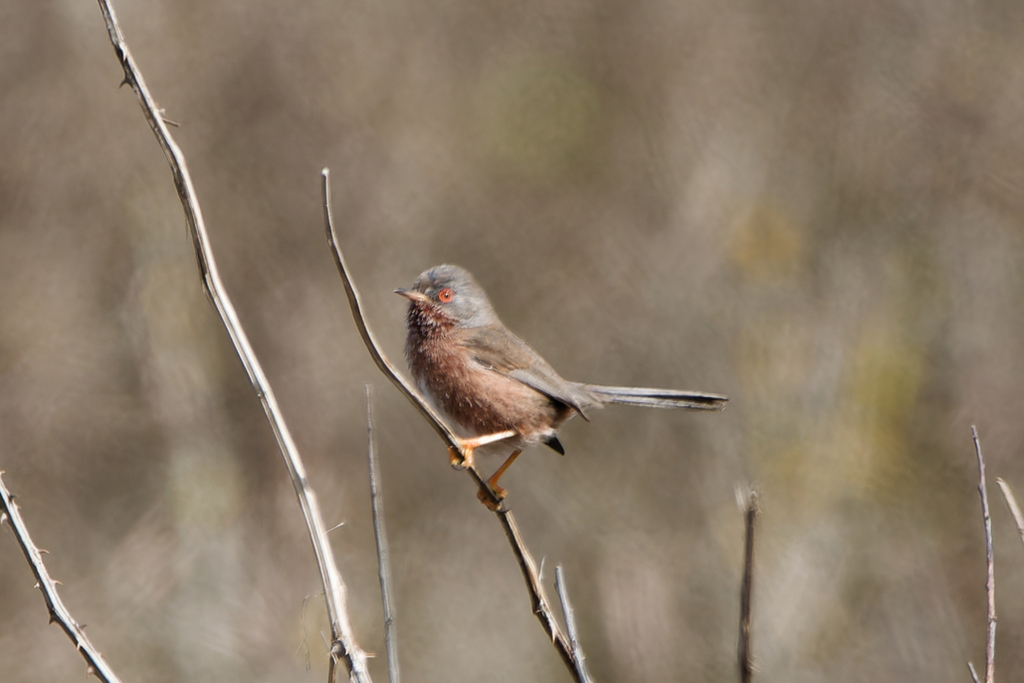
[2,0,1023,681]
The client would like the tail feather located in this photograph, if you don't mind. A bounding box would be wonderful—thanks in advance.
[584,384,727,411]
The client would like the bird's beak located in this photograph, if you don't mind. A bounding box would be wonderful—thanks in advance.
[394,288,430,303]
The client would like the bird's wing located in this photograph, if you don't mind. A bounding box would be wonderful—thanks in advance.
[462,326,591,420]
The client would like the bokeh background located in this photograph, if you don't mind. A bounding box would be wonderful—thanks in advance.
[3,0,1024,681]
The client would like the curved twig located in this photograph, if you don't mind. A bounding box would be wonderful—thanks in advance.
[94,4,370,681]
[320,173,461,452]
[0,474,124,683]
[321,169,586,680]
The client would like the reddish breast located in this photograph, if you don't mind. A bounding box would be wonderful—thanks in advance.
[406,328,569,441]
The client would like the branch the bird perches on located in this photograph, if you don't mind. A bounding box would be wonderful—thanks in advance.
[322,169,592,683]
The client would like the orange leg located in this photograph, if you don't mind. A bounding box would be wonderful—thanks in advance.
[486,449,522,499]
[448,430,517,470]
[475,449,523,510]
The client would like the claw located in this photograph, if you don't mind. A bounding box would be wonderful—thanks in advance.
[449,445,475,470]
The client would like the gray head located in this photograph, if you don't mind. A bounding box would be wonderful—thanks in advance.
[395,264,500,329]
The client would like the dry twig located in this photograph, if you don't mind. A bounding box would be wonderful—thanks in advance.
[555,566,594,683]
[971,425,995,683]
[0,474,124,683]
[321,169,588,681]
[737,486,758,683]
[995,478,1024,552]
[93,4,370,681]
[367,386,401,683]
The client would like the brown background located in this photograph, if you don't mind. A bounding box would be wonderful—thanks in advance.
[3,1,1024,681]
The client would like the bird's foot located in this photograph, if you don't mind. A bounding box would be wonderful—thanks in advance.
[477,483,507,511]
[448,445,474,470]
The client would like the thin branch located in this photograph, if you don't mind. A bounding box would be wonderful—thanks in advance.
[971,425,995,683]
[93,4,370,681]
[555,566,594,683]
[737,487,758,683]
[320,174,460,450]
[320,170,505,509]
[498,513,580,676]
[0,474,124,683]
[367,386,401,683]
[968,661,981,683]
[995,478,1024,552]
[322,169,585,681]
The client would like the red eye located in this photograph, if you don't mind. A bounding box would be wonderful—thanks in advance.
[437,288,454,303]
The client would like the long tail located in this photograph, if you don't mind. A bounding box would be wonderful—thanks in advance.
[584,384,727,411]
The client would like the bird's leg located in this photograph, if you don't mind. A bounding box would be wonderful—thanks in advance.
[485,450,521,500]
[475,449,523,510]
[447,430,517,470]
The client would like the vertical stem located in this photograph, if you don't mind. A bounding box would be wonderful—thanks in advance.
[971,426,995,683]
[738,488,758,683]
[367,386,401,683]
[555,566,594,683]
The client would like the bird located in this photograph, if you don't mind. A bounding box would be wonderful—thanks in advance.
[395,264,726,502]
